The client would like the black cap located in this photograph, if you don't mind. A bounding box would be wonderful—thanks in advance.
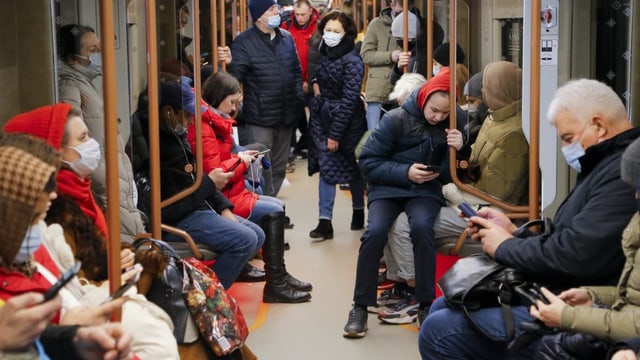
[433,42,466,66]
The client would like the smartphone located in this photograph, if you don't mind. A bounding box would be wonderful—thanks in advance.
[102,264,143,304]
[227,158,243,172]
[426,165,441,173]
[458,201,478,218]
[514,286,550,308]
[43,261,82,302]
[256,149,271,156]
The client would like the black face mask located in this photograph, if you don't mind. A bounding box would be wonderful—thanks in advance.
[396,39,416,51]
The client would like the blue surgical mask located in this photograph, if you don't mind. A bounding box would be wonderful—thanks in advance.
[266,15,281,29]
[14,224,42,264]
[174,123,186,136]
[64,138,102,178]
[323,31,344,48]
[433,64,441,76]
[561,141,585,173]
[77,53,102,71]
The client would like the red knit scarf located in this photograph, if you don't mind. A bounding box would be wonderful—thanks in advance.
[56,169,108,237]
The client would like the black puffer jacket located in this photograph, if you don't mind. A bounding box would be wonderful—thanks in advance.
[307,36,366,184]
[495,127,640,289]
[228,27,304,128]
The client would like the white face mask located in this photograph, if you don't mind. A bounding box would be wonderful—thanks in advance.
[77,53,102,71]
[64,138,102,178]
[14,224,42,264]
[432,64,441,76]
[323,31,344,47]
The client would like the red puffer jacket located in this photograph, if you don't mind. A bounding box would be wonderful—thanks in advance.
[187,104,257,218]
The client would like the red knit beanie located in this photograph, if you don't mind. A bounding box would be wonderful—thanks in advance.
[3,103,72,150]
[417,67,452,110]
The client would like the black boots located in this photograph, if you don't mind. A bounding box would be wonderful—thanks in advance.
[351,209,365,230]
[309,219,333,240]
[262,212,312,303]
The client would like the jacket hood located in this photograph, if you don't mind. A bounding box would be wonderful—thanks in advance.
[380,7,394,25]
[483,61,522,111]
[4,103,71,151]
[58,59,101,81]
[416,66,452,110]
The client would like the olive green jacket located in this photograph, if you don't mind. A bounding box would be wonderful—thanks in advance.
[560,213,640,341]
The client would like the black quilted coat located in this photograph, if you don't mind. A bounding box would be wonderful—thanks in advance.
[228,27,304,128]
[307,36,367,184]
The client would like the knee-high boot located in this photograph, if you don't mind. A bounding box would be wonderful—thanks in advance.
[262,212,312,303]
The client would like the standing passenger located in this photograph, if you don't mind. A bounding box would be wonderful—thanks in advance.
[221,0,305,197]
[307,10,367,240]
[360,0,404,130]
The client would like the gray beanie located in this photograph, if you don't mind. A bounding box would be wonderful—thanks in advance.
[621,137,640,186]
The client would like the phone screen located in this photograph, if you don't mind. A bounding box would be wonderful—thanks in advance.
[102,264,142,304]
[43,261,82,302]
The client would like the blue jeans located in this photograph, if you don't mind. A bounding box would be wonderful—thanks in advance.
[366,102,383,130]
[247,195,284,225]
[419,297,540,359]
[163,209,265,289]
[318,176,365,220]
[353,197,440,305]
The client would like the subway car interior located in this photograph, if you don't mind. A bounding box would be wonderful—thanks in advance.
[0,0,638,359]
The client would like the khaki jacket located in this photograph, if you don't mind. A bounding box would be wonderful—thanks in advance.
[469,100,529,205]
[560,213,640,341]
[360,8,401,103]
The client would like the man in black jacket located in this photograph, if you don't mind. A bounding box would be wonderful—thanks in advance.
[223,0,305,197]
[419,79,640,359]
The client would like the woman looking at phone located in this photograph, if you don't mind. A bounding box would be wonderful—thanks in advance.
[186,71,312,304]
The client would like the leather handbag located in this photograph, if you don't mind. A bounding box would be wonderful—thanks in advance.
[135,238,200,344]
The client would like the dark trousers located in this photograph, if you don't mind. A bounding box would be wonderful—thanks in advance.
[353,197,441,306]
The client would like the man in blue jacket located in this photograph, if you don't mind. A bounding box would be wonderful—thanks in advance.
[224,0,305,197]
[419,79,640,359]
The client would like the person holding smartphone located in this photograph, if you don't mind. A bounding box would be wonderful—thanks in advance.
[185,71,312,303]
[3,108,180,358]
[344,67,466,338]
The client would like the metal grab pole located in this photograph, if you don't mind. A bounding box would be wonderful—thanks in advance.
[212,0,219,72]
[528,0,541,220]
[99,0,122,321]
[402,0,408,73]
[426,0,433,80]
[220,0,227,71]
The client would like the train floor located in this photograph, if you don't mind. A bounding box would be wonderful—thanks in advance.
[227,158,421,360]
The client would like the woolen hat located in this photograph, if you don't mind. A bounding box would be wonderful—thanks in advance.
[3,103,72,151]
[391,12,418,40]
[464,72,483,98]
[0,146,55,265]
[250,0,277,20]
[433,42,465,66]
[621,137,640,187]
[159,78,198,115]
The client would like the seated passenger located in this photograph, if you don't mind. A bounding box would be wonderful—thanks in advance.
[419,79,640,359]
[132,76,264,289]
[343,67,465,339]
[378,61,527,325]
[529,138,640,358]
[187,71,312,303]
[3,107,180,359]
[462,71,489,145]
[0,140,135,359]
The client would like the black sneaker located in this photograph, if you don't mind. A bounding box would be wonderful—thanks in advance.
[343,306,368,338]
[416,306,430,329]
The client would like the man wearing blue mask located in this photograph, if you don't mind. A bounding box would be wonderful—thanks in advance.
[419,79,640,359]
[221,0,305,198]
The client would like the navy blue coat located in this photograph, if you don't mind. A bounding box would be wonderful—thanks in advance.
[228,27,304,128]
[495,127,640,289]
[307,38,366,184]
[359,89,466,204]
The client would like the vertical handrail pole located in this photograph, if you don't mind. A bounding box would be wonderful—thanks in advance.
[212,0,219,72]
[426,0,433,80]
[529,0,542,220]
[99,0,122,320]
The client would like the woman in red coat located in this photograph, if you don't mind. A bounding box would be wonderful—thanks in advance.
[187,71,312,303]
